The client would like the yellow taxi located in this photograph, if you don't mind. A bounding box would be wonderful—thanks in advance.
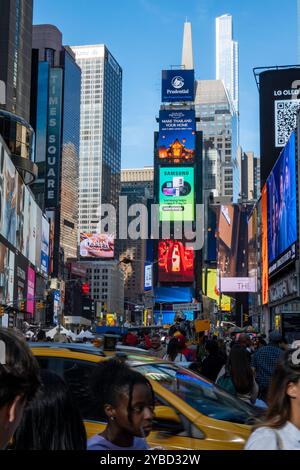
[31,343,258,450]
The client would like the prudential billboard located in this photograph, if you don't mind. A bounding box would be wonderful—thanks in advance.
[162,70,195,103]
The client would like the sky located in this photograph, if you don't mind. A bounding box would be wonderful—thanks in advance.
[33,0,298,169]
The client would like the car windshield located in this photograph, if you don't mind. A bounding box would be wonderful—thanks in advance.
[135,362,259,425]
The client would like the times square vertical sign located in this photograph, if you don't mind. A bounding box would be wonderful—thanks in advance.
[46,68,63,208]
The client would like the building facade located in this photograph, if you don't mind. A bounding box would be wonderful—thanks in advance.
[0,0,33,122]
[216,14,239,113]
[71,44,122,235]
[30,25,81,276]
[195,79,239,200]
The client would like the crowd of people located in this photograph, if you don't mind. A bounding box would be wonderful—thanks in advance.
[1,323,300,450]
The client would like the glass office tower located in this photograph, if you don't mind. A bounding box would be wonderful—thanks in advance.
[71,45,122,235]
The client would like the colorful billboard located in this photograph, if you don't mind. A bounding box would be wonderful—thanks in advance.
[158,110,195,164]
[158,240,194,283]
[0,242,15,305]
[203,269,231,312]
[267,132,297,274]
[217,204,256,293]
[41,216,49,276]
[0,147,17,248]
[159,167,194,221]
[80,233,114,258]
[27,267,35,315]
[161,69,195,103]
[261,184,269,305]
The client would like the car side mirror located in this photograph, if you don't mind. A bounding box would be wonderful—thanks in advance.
[153,406,184,435]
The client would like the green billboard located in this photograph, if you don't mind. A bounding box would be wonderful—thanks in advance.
[159,167,194,221]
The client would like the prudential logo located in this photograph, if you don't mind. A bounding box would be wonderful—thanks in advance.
[171,76,184,89]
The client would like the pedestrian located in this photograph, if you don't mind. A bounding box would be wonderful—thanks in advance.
[245,349,300,450]
[88,359,155,450]
[163,337,185,362]
[251,330,284,401]
[0,328,40,450]
[148,334,166,358]
[201,340,225,382]
[217,345,258,404]
[175,332,196,362]
[12,369,87,450]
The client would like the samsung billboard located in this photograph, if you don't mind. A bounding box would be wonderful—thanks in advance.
[161,69,195,103]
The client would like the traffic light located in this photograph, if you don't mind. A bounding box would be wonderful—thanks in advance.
[0,305,5,317]
[20,301,25,312]
[244,314,249,323]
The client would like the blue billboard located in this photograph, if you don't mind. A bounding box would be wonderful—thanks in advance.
[161,69,195,103]
[158,110,196,164]
[144,263,152,291]
[45,68,63,208]
[267,131,297,273]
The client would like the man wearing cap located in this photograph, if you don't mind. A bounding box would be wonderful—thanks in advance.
[251,330,285,401]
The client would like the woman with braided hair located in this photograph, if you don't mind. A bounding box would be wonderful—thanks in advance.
[88,359,155,450]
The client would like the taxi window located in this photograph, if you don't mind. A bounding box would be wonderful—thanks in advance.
[135,363,259,425]
[36,356,105,422]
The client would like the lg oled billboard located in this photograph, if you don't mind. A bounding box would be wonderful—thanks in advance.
[161,69,195,103]
[159,167,194,221]
[267,131,297,275]
[158,110,196,164]
[258,67,300,185]
[158,240,194,283]
[80,233,114,258]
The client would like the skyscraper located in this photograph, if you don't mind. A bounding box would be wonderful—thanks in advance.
[30,25,81,275]
[195,79,239,201]
[181,21,194,70]
[216,14,239,112]
[0,0,33,121]
[71,45,122,235]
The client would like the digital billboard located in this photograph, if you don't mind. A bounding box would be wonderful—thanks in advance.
[258,67,300,185]
[14,253,28,312]
[203,269,231,312]
[248,207,258,286]
[162,69,195,103]
[0,242,15,305]
[158,110,195,164]
[144,263,152,291]
[267,132,297,275]
[261,184,269,305]
[1,147,17,248]
[41,216,49,276]
[80,233,114,258]
[27,267,35,315]
[159,167,194,221]
[217,204,256,293]
[158,240,194,283]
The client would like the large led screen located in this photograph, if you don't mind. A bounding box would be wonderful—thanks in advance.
[159,167,194,221]
[158,110,195,164]
[203,269,231,312]
[158,240,194,283]
[267,132,297,266]
[80,233,114,258]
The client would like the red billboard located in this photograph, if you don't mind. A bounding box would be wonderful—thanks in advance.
[158,240,194,283]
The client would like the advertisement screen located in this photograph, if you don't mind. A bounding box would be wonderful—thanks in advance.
[0,242,15,305]
[203,269,231,312]
[0,148,17,248]
[267,132,297,271]
[158,110,195,164]
[248,207,258,286]
[27,267,35,315]
[80,233,114,258]
[258,67,300,185]
[144,263,152,291]
[161,69,195,102]
[41,216,49,276]
[261,184,269,304]
[158,240,194,283]
[159,167,194,221]
[217,204,256,293]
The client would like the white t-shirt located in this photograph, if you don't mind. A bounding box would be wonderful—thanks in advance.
[245,422,300,450]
